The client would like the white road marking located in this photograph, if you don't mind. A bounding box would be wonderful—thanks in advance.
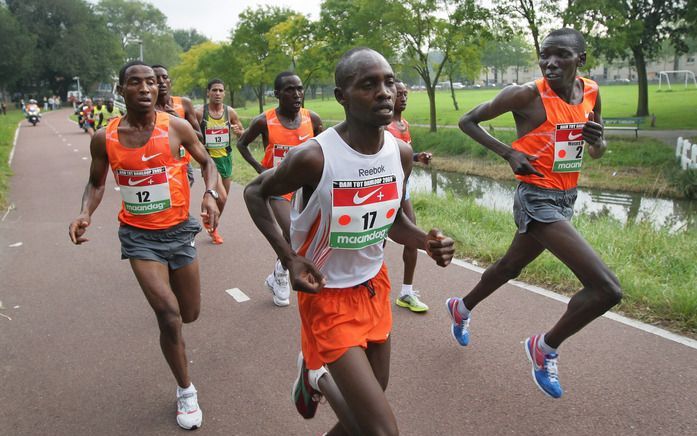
[2,203,15,222]
[8,121,21,166]
[8,242,23,247]
[395,241,697,350]
[81,157,88,160]
[225,288,250,303]
[73,149,78,152]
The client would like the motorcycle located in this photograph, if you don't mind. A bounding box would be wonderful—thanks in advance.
[26,106,41,126]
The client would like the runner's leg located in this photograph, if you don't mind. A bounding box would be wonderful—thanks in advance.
[462,232,545,310]
[401,199,417,285]
[526,220,622,348]
[130,259,191,388]
[169,259,201,324]
[326,341,397,436]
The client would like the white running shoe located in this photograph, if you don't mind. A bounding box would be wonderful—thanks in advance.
[176,389,202,430]
[265,260,290,306]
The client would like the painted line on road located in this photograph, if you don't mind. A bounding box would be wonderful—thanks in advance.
[8,121,22,166]
[1,203,15,222]
[225,288,250,303]
[405,244,697,350]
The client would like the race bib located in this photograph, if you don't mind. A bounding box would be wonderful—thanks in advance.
[553,123,585,172]
[205,128,229,150]
[116,166,171,215]
[272,144,292,167]
[329,176,401,250]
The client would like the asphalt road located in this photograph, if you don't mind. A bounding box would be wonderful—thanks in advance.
[1,109,696,435]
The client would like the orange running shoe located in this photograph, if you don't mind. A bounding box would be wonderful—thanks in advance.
[210,228,224,245]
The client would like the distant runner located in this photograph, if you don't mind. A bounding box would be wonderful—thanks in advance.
[69,61,221,430]
[237,71,323,306]
[447,28,622,399]
[386,80,433,313]
[195,78,244,244]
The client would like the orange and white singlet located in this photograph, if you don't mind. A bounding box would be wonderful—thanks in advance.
[513,77,598,191]
[290,128,404,288]
[170,96,185,118]
[106,112,191,230]
[261,107,313,169]
[386,118,412,144]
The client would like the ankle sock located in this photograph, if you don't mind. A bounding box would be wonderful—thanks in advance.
[400,284,413,297]
[457,299,471,319]
[177,383,196,397]
[538,335,558,355]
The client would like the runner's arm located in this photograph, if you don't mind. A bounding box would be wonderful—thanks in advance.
[459,84,543,177]
[69,130,109,244]
[584,93,606,159]
[388,140,454,267]
[244,142,326,293]
[171,117,221,229]
[228,107,245,139]
[236,114,267,174]
[310,111,324,136]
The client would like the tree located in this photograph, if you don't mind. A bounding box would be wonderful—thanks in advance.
[232,6,293,113]
[95,0,168,50]
[0,5,36,91]
[170,41,220,96]
[389,0,488,131]
[494,0,561,58]
[568,0,694,117]
[6,0,121,98]
[444,43,482,111]
[173,28,209,52]
[141,32,182,68]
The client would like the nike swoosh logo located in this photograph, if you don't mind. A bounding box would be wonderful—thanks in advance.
[353,188,381,205]
[568,132,583,140]
[128,176,153,186]
[141,153,162,161]
[299,134,311,140]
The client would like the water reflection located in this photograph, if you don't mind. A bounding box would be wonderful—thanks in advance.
[410,167,697,232]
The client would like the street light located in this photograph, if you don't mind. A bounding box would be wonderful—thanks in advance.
[72,76,81,101]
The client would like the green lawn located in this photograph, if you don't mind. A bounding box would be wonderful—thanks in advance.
[0,110,25,208]
[234,84,697,130]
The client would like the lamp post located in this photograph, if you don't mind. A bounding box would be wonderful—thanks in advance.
[72,76,81,101]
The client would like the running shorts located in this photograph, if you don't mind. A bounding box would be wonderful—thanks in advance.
[212,154,233,179]
[298,263,392,370]
[513,182,577,234]
[118,215,202,269]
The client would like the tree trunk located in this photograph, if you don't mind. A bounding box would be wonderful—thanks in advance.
[255,84,264,113]
[448,73,459,111]
[426,85,437,132]
[632,48,649,117]
[229,90,235,108]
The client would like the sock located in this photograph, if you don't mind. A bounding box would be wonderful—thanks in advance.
[177,383,196,397]
[538,335,558,355]
[457,299,471,319]
[400,284,413,297]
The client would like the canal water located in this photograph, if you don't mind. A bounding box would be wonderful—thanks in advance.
[410,167,697,232]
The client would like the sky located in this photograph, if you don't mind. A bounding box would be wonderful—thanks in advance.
[141,0,324,42]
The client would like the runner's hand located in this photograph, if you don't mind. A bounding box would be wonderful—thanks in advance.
[68,215,91,245]
[583,112,604,147]
[507,149,544,177]
[425,228,455,267]
[286,255,326,294]
[200,197,220,231]
[415,152,432,165]
[231,124,244,138]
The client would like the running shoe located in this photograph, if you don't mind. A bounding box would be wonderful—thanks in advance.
[265,260,290,307]
[209,228,224,245]
[292,352,326,419]
[445,297,470,346]
[524,335,563,399]
[176,389,203,430]
[396,291,429,312]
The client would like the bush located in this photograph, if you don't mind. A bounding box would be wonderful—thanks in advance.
[670,168,697,199]
[410,127,515,161]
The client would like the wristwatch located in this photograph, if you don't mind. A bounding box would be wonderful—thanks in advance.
[204,189,219,200]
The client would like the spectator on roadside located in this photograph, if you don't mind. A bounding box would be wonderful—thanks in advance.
[48,96,55,111]
[1,101,6,115]
[43,96,48,111]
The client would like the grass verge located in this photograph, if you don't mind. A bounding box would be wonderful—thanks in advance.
[0,110,25,209]
[412,192,697,337]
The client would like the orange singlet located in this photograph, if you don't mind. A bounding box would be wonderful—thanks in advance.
[170,96,185,118]
[261,107,313,169]
[513,77,598,191]
[386,118,412,144]
[106,112,191,230]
